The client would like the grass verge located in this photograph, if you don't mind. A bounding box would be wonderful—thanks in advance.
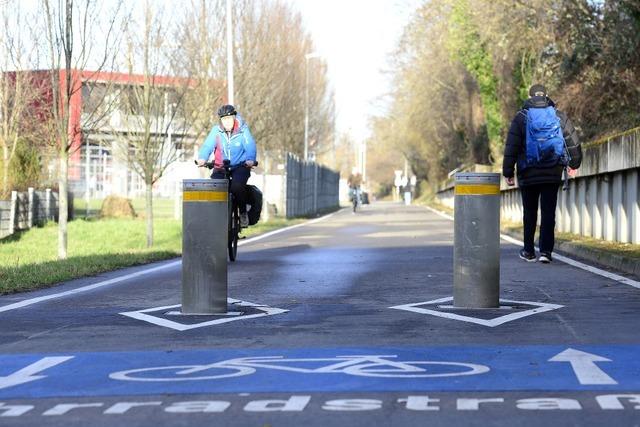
[416,198,640,263]
[0,216,305,295]
[73,198,176,219]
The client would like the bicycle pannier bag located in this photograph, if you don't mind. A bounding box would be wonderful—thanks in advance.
[246,185,262,226]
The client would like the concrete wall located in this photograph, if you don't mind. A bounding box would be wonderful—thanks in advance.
[172,155,338,221]
[0,189,69,239]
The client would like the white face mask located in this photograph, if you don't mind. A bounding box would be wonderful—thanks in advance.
[221,116,235,131]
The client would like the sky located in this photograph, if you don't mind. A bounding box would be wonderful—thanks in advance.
[289,0,421,142]
[5,0,420,142]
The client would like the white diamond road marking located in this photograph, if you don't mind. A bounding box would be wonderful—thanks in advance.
[390,297,564,327]
[120,298,289,331]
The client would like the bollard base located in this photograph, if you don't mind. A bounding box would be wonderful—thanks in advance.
[439,305,513,310]
[170,310,241,316]
[390,296,564,327]
[179,308,229,315]
[453,289,500,309]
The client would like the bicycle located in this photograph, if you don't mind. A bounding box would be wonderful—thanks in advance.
[109,354,490,382]
[196,159,258,262]
[350,187,361,213]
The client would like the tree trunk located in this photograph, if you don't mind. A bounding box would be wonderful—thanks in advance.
[2,144,8,194]
[58,148,69,259]
[146,181,154,247]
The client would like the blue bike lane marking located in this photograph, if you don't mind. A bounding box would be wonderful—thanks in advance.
[0,345,639,399]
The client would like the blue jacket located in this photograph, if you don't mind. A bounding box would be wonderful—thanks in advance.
[198,114,257,168]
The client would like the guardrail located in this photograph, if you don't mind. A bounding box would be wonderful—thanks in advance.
[436,127,640,244]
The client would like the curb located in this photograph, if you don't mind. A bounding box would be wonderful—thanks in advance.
[500,228,640,279]
[420,201,640,280]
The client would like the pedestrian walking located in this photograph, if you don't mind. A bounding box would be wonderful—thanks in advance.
[502,85,582,263]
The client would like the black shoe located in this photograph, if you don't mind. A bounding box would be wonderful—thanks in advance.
[240,213,249,228]
[538,252,552,263]
[519,249,536,262]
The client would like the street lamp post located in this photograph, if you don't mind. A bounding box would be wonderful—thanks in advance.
[226,0,234,105]
[304,52,321,161]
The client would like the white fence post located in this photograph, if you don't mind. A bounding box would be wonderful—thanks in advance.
[588,178,599,238]
[45,188,52,221]
[9,191,17,235]
[27,187,34,229]
[629,169,639,244]
[613,173,627,243]
[602,176,614,242]
[578,179,589,236]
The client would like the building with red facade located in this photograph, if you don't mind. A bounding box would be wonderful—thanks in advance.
[23,69,203,199]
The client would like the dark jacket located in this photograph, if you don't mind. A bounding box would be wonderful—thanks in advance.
[502,98,582,186]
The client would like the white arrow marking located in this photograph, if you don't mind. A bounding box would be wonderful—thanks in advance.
[0,356,74,390]
[549,348,617,385]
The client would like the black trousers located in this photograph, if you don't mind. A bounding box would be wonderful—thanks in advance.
[212,167,251,213]
[520,183,560,254]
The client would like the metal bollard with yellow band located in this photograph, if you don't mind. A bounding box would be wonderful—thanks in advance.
[182,179,229,314]
[453,172,501,308]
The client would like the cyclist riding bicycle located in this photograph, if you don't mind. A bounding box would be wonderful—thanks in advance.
[347,169,363,212]
[197,104,257,228]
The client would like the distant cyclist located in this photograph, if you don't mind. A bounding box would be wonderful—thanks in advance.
[347,168,363,212]
[197,104,257,227]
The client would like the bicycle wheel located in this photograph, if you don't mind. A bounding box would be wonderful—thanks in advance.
[228,198,239,262]
[343,360,489,378]
[110,364,255,382]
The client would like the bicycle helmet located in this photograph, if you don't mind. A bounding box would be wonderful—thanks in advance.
[217,104,237,118]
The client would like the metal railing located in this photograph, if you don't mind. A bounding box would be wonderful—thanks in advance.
[436,127,640,244]
[285,153,340,218]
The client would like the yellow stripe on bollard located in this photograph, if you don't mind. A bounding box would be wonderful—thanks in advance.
[183,191,228,202]
[454,184,500,195]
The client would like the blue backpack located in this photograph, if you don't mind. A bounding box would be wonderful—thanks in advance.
[520,106,568,170]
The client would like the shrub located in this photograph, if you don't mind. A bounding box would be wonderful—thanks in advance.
[9,141,42,192]
[100,196,136,218]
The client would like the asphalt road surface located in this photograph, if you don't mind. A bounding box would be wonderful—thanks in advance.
[1,201,639,426]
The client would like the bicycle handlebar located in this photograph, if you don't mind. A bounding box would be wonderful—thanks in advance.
[194,159,259,170]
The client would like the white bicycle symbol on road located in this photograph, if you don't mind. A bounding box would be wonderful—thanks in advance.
[109,355,490,382]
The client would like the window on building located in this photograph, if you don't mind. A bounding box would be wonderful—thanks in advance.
[82,82,109,116]
[79,139,113,198]
[119,85,143,116]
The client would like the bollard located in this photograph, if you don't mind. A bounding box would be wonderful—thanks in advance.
[453,172,501,308]
[182,179,228,314]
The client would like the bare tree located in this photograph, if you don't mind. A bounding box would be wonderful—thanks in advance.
[177,0,226,142]
[176,0,334,168]
[0,5,42,196]
[232,0,334,160]
[42,0,125,259]
[112,1,192,247]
